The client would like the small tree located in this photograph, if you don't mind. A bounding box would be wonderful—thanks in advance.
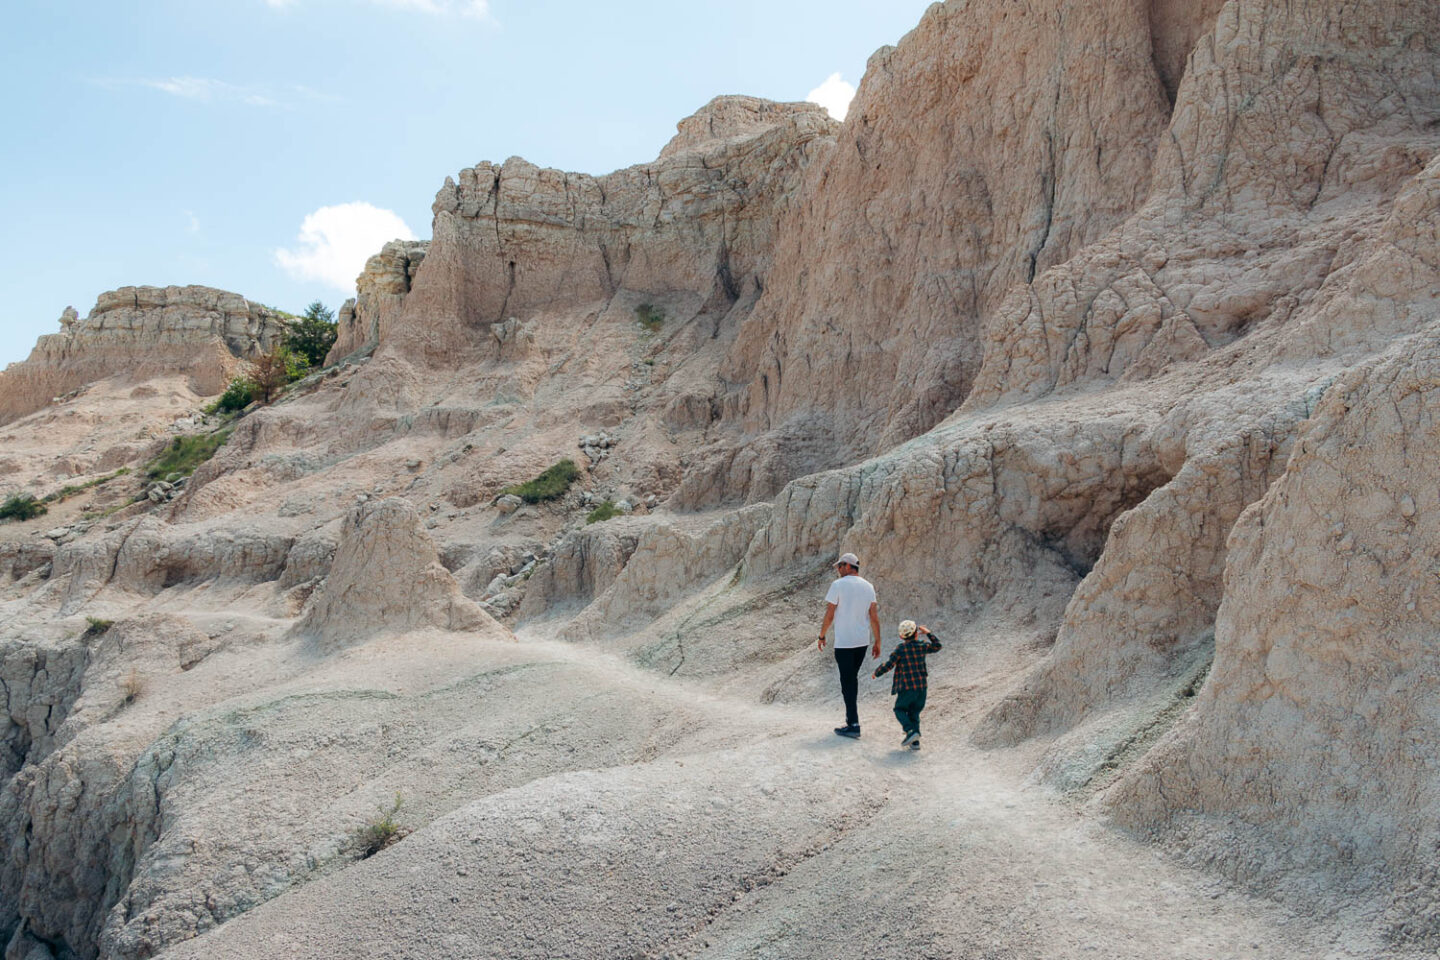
[285,300,338,368]
[252,347,304,403]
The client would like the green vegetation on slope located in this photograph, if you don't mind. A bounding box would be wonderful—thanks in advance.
[0,495,46,522]
[586,500,622,524]
[500,459,581,504]
[145,430,232,480]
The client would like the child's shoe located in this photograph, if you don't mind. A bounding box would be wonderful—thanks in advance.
[909,738,921,751]
[901,730,920,747]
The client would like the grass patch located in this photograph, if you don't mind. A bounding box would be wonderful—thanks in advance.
[43,468,131,505]
[0,495,46,522]
[634,303,665,332]
[145,430,232,481]
[499,459,580,504]
[83,501,135,521]
[120,668,143,704]
[586,500,622,524]
[83,617,114,639]
[354,792,407,858]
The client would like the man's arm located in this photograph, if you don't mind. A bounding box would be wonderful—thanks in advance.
[818,602,837,651]
[868,601,881,659]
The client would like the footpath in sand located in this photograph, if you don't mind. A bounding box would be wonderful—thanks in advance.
[158,634,1402,960]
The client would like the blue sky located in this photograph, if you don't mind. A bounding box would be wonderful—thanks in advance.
[0,0,934,368]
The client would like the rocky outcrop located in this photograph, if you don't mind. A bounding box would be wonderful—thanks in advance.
[293,498,506,649]
[677,0,1174,506]
[1105,331,1440,948]
[966,0,1440,409]
[385,96,837,366]
[325,241,429,365]
[3,0,1440,956]
[0,287,290,426]
[44,518,299,615]
[517,505,772,637]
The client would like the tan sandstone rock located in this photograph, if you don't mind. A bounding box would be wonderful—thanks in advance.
[0,286,290,426]
[293,497,506,649]
[325,240,429,365]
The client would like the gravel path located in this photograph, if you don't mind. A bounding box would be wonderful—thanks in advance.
[151,633,1408,960]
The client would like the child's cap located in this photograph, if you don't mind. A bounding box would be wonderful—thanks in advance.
[898,620,917,638]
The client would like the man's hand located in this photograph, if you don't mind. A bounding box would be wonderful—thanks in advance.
[817,633,827,651]
[871,641,882,660]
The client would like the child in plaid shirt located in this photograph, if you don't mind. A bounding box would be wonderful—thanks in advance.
[872,619,942,750]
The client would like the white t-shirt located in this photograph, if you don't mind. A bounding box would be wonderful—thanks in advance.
[824,575,877,648]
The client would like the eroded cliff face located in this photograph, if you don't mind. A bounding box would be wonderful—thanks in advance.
[325,241,429,365]
[2,1,1440,958]
[1107,329,1440,947]
[383,96,837,368]
[683,0,1175,505]
[0,286,290,426]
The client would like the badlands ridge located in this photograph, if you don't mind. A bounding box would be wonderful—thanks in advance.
[3,1,1440,957]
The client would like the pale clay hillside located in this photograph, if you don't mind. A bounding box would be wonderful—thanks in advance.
[2,1,1440,958]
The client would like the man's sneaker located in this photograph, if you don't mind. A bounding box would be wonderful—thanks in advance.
[901,730,920,747]
[834,724,861,739]
[909,738,921,751]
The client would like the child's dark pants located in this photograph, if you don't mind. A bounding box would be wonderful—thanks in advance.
[893,689,927,736]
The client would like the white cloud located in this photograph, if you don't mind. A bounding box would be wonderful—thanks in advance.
[807,73,856,121]
[139,77,236,101]
[274,203,418,292]
[96,76,331,108]
[184,210,201,234]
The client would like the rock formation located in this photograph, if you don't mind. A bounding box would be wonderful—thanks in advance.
[386,95,837,367]
[325,241,429,365]
[293,497,504,648]
[2,1,1440,958]
[0,286,290,426]
[686,0,1180,504]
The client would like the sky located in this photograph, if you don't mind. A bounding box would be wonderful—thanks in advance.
[0,0,935,369]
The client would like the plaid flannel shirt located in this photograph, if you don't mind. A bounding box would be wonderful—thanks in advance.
[873,633,942,694]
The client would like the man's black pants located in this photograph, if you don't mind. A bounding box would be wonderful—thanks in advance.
[834,646,868,727]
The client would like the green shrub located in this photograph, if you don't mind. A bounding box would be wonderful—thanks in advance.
[208,377,259,415]
[634,303,665,332]
[0,495,46,522]
[586,500,621,524]
[499,459,580,504]
[354,792,407,858]
[82,617,114,639]
[285,300,338,368]
[144,430,232,480]
[43,468,131,505]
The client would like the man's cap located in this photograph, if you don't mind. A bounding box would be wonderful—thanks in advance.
[898,620,917,639]
[834,552,861,568]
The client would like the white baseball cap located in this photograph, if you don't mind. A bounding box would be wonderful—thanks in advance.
[834,552,860,568]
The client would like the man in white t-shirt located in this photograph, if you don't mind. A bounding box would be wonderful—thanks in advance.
[817,552,881,738]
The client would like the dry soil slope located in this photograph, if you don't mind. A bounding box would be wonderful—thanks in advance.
[2,0,1440,958]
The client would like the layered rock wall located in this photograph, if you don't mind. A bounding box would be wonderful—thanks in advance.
[325,241,429,365]
[0,286,290,425]
[678,0,1175,505]
[386,96,837,366]
[1106,332,1440,946]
